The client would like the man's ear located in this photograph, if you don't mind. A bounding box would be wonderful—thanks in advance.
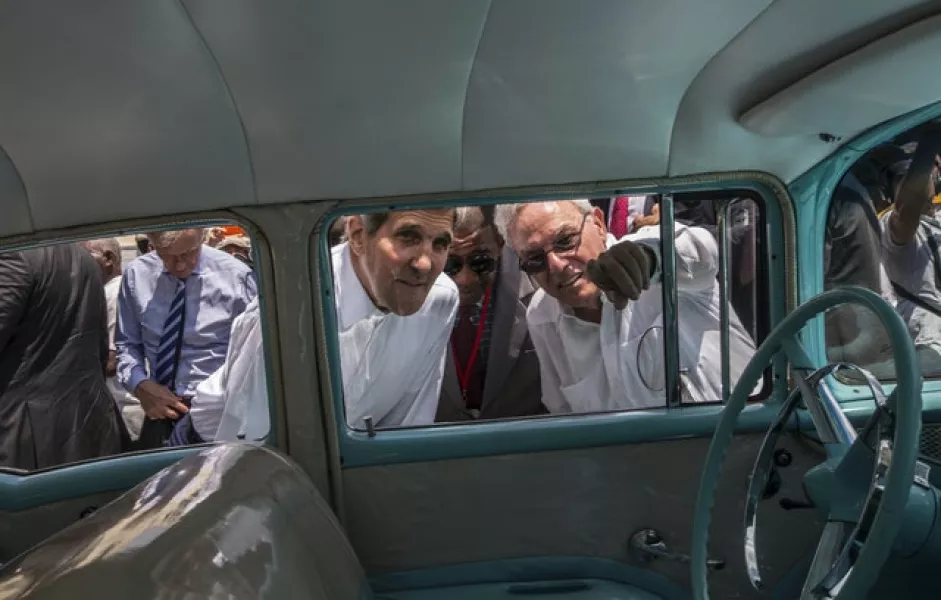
[590,206,607,236]
[346,216,367,257]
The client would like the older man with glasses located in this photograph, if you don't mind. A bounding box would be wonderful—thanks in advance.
[435,206,545,422]
[494,199,755,414]
[115,228,257,448]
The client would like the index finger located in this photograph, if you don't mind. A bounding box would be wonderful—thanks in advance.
[170,399,189,415]
[585,259,615,290]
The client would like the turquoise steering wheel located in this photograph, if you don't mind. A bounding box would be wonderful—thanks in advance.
[691,287,923,599]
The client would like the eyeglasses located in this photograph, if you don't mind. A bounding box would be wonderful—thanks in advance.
[444,252,498,277]
[518,213,590,275]
[156,245,201,265]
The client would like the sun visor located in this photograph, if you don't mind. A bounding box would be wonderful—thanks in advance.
[738,13,941,138]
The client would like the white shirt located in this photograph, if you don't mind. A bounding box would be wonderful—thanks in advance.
[333,243,458,429]
[104,275,144,440]
[190,297,269,442]
[881,212,941,350]
[527,224,756,413]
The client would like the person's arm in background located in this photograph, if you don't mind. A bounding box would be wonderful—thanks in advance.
[630,223,719,292]
[888,123,941,245]
[114,269,149,395]
[0,251,31,355]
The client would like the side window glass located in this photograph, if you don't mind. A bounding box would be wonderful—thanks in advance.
[0,224,272,473]
[326,195,771,433]
[670,196,768,403]
[823,120,941,382]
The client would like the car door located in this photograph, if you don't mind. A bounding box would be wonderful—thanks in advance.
[310,185,830,600]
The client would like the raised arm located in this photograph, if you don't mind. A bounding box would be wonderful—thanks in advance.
[888,123,941,245]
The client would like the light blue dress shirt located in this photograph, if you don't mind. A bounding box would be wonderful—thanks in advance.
[115,245,257,398]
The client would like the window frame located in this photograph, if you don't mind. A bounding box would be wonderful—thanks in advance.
[317,181,791,469]
[796,101,941,403]
[0,215,280,488]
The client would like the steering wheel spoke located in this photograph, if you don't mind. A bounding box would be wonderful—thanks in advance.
[804,435,894,598]
[802,521,854,600]
[744,362,890,591]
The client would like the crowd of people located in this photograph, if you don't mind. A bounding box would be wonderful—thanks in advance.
[0,228,260,470]
[0,189,763,470]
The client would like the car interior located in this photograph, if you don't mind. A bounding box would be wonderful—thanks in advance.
[2,1,941,599]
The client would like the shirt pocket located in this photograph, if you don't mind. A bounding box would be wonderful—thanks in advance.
[559,360,610,413]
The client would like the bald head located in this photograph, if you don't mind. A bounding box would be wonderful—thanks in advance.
[81,237,122,282]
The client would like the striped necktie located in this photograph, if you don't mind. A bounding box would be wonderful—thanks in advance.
[155,279,187,389]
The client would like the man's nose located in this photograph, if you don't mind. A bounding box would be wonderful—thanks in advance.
[411,250,433,274]
[546,251,569,273]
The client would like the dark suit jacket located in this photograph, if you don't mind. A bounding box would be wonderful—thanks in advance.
[0,244,124,470]
[436,246,546,422]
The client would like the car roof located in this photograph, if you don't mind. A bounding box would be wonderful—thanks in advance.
[1,0,939,238]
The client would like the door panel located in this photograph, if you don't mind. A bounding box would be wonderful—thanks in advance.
[0,448,199,564]
[343,432,825,599]
[0,490,121,563]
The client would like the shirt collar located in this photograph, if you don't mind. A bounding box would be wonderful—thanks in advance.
[335,243,383,330]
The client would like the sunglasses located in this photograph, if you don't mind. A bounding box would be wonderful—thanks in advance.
[445,253,498,277]
[518,213,590,275]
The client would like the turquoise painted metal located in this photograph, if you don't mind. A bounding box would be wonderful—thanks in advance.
[691,286,922,600]
[789,100,941,403]
[369,556,689,600]
[0,447,198,512]
[803,446,938,558]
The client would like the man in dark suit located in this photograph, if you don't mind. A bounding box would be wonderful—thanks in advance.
[435,206,545,422]
[0,243,125,470]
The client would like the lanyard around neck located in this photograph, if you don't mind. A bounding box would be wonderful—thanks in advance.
[452,286,493,399]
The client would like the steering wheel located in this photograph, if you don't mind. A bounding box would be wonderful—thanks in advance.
[691,287,923,599]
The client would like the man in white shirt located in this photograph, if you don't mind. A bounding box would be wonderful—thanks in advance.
[81,238,144,440]
[337,209,459,429]
[880,123,941,366]
[186,208,459,441]
[494,199,755,413]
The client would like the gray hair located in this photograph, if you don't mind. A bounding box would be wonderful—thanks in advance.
[454,206,487,235]
[494,199,593,241]
[358,208,458,236]
[82,237,123,269]
[146,228,204,250]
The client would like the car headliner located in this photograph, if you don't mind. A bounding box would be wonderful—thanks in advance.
[0,0,939,238]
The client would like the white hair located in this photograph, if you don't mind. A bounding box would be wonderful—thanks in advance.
[494,199,594,242]
[146,228,204,250]
[82,237,122,269]
[454,205,486,234]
